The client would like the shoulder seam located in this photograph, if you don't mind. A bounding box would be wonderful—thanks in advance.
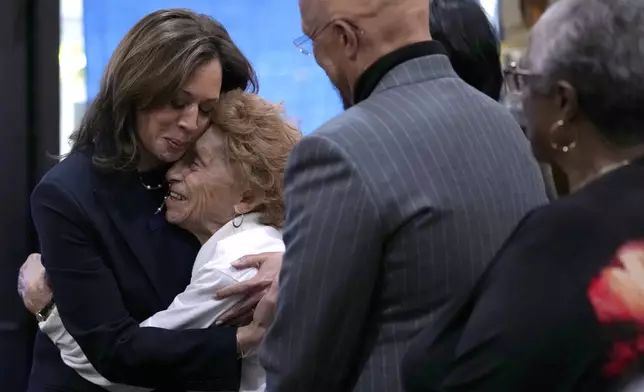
[303,133,385,230]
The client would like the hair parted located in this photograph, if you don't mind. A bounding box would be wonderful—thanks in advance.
[70,8,259,172]
[210,90,301,228]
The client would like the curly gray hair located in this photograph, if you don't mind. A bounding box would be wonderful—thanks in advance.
[526,0,644,147]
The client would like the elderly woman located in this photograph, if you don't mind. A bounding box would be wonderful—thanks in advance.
[18,10,283,392]
[402,0,644,391]
[35,90,300,392]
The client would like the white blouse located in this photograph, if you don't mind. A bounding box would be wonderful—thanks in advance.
[39,212,284,392]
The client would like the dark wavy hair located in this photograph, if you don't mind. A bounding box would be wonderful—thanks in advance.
[70,8,259,172]
[430,0,502,100]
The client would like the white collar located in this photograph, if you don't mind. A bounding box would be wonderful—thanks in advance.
[197,213,265,259]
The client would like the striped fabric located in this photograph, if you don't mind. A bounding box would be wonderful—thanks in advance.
[260,53,548,392]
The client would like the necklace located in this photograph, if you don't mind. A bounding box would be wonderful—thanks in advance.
[139,175,164,191]
[155,192,169,215]
[577,160,630,190]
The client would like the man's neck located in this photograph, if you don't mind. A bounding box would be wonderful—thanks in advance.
[358,23,432,77]
[351,38,440,105]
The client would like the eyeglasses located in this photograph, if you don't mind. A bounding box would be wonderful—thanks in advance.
[503,61,534,95]
[293,21,334,56]
[293,20,363,56]
[293,34,315,56]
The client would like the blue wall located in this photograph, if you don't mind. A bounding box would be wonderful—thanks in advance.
[83,0,342,134]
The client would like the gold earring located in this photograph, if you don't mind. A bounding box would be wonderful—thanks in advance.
[549,120,576,153]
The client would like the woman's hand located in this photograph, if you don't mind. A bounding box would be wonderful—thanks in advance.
[216,251,283,325]
[236,275,279,356]
[17,253,52,315]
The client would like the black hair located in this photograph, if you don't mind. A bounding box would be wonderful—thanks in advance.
[430,0,503,100]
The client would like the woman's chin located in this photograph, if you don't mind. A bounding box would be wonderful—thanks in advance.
[155,146,188,164]
[164,208,185,226]
[157,153,183,164]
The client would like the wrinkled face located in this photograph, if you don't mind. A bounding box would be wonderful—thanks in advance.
[136,60,223,169]
[165,126,244,234]
[299,0,354,109]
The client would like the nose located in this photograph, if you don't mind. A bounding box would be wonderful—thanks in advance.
[177,104,200,132]
[166,160,189,183]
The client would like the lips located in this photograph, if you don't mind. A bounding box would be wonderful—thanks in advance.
[165,138,186,150]
[168,190,187,201]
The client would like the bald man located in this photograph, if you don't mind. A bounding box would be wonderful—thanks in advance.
[259,0,547,391]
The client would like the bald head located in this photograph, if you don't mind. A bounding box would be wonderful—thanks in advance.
[298,0,432,109]
[300,0,431,47]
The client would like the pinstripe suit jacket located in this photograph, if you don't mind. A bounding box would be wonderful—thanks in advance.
[260,53,548,392]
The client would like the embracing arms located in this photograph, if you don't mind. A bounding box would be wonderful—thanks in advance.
[30,179,241,391]
[36,228,285,392]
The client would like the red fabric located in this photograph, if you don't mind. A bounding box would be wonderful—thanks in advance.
[587,241,644,376]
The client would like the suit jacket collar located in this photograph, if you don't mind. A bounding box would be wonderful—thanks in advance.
[353,40,452,104]
[372,52,457,97]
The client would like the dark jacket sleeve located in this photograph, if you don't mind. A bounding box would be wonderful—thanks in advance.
[31,179,241,391]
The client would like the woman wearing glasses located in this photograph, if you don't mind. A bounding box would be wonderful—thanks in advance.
[402,0,644,390]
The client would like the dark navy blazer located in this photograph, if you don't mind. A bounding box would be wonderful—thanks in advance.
[28,148,241,392]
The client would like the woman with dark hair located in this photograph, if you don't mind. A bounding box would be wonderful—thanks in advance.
[429,0,503,100]
[38,91,301,392]
[18,9,281,392]
[403,0,644,390]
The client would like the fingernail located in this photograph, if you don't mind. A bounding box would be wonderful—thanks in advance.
[215,320,222,325]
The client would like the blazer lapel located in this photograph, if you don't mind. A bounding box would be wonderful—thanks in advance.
[93,174,166,303]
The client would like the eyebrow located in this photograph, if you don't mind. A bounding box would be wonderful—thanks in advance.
[181,89,219,103]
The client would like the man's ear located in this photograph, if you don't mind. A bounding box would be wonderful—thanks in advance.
[333,20,360,61]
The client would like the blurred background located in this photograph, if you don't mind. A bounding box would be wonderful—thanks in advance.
[0,0,546,390]
[58,0,502,152]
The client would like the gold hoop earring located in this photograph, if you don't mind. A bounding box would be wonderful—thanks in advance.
[549,120,577,153]
[232,212,245,228]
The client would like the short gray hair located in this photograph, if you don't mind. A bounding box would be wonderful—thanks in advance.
[528,0,644,147]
